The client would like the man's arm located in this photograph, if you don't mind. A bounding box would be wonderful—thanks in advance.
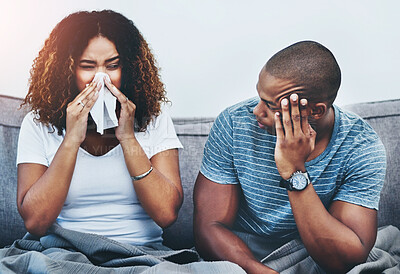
[288,186,377,273]
[275,94,378,272]
[193,173,278,274]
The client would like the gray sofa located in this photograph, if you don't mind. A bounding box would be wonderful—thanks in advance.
[1,94,399,251]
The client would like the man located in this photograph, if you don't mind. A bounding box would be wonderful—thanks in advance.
[193,41,386,273]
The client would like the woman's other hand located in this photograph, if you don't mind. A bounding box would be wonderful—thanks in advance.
[64,80,101,146]
[104,76,136,143]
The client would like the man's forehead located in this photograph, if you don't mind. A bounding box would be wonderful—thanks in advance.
[257,72,307,102]
[258,88,307,108]
[261,92,295,106]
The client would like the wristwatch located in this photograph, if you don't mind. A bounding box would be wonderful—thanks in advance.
[280,171,311,191]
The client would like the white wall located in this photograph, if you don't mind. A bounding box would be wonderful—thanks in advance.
[1,0,399,117]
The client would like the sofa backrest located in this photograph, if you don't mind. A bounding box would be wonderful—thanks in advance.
[0,95,28,247]
[162,118,214,249]
[344,100,400,229]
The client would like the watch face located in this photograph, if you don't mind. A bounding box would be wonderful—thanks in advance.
[291,173,308,190]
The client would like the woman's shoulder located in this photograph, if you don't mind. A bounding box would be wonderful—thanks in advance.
[21,111,42,128]
[21,111,59,136]
[145,109,173,131]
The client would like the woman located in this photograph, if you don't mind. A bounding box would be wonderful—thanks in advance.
[16,10,183,246]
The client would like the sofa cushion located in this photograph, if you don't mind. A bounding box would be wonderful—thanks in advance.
[344,99,400,229]
[0,95,29,247]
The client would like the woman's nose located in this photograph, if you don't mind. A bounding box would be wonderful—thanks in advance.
[96,66,107,73]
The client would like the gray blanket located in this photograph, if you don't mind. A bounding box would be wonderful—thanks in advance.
[261,225,400,273]
[348,225,400,274]
[1,224,399,273]
[0,223,245,273]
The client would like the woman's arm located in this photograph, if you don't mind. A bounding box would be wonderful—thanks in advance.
[17,81,100,236]
[17,140,79,236]
[121,141,183,228]
[105,77,183,228]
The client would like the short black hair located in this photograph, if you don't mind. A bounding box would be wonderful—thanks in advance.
[265,41,341,105]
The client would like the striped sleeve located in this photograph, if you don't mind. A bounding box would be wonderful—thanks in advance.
[334,138,386,210]
[200,109,238,184]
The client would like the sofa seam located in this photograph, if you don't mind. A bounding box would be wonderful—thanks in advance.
[0,123,22,128]
[363,114,400,120]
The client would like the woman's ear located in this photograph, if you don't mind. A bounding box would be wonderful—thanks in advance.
[309,102,327,119]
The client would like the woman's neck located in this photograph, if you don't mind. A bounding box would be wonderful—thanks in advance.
[80,128,120,156]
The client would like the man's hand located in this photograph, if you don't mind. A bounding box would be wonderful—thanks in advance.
[274,93,316,179]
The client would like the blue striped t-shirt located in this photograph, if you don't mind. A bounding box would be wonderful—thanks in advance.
[200,97,386,240]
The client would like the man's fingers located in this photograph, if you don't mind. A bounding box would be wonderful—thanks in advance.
[274,112,284,140]
[290,94,301,135]
[280,98,293,138]
[300,99,309,134]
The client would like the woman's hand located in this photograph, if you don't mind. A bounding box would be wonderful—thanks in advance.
[64,80,101,146]
[104,76,136,143]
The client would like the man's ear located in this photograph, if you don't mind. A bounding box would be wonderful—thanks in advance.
[309,102,327,119]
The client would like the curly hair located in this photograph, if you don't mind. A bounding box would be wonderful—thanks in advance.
[23,10,167,135]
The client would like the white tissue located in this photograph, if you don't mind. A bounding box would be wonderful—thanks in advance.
[89,72,118,135]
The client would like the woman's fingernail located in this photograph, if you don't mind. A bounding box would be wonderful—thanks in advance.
[282,99,288,106]
[291,94,298,101]
[86,83,89,87]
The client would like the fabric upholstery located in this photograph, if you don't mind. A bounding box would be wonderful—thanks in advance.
[163,118,214,249]
[0,95,29,247]
[344,99,400,229]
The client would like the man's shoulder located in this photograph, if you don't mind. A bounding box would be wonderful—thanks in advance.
[335,105,381,142]
[333,106,386,166]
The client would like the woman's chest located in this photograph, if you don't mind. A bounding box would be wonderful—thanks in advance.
[65,148,137,205]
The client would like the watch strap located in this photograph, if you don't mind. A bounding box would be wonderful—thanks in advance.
[279,178,293,190]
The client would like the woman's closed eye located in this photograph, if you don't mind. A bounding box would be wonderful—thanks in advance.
[79,64,96,70]
[106,62,120,70]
